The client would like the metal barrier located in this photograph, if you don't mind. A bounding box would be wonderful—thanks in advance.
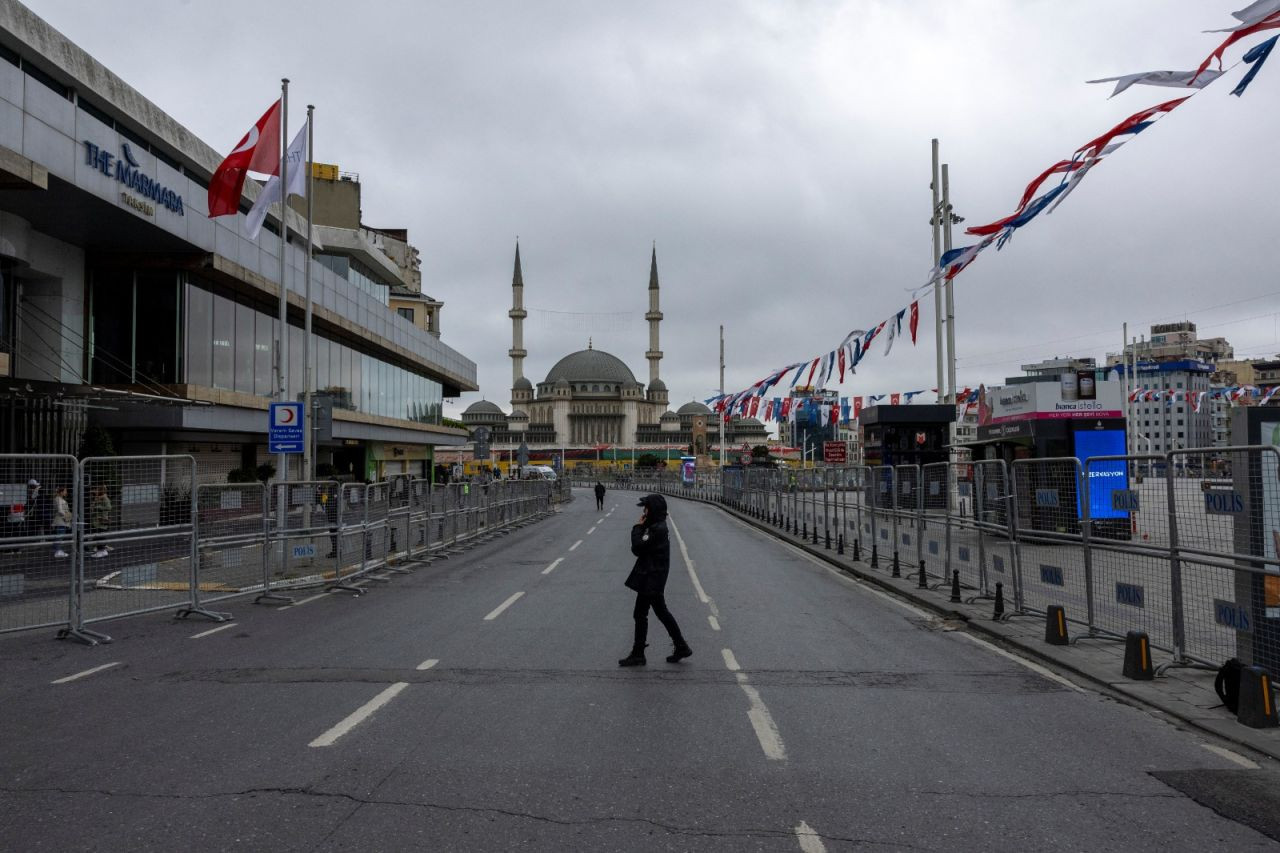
[266,480,341,603]
[76,455,196,642]
[1011,457,1089,620]
[0,455,83,640]
[181,482,267,620]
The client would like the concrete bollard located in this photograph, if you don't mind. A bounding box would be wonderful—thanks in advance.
[1044,605,1069,645]
[1122,631,1154,680]
[1237,666,1279,729]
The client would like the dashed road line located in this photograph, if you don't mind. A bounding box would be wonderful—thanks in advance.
[484,591,525,621]
[587,526,597,535]
[277,592,330,611]
[416,659,439,671]
[569,540,583,551]
[720,647,786,761]
[708,615,721,631]
[542,557,564,575]
[309,682,408,748]
[668,516,710,604]
[795,821,828,853]
[189,622,237,639]
[1201,742,1260,769]
[51,662,121,684]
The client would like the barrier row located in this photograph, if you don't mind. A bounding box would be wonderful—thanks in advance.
[0,454,565,645]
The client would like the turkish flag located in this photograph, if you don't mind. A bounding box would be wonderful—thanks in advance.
[909,301,919,344]
[891,393,901,405]
[853,397,863,418]
[208,100,282,218]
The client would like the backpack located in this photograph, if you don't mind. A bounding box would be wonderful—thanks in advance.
[1214,658,1243,714]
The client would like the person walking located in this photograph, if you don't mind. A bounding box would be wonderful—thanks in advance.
[619,493,691,667]
[594,481,606,511]
[50,486,72,559]
[89,486,112,558]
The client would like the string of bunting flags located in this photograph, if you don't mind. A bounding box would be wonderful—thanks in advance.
[712,2,1280,416]
[1132,384,1280,411]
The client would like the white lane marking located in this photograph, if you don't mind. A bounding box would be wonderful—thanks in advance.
[542,557,564,575]
[954,632,1084,693]
[569,540,583,552]
[708,615,721,631]
[1201,743,1260,769]
[484,591,525,621]
[189,622,237,639]
[587,526,597,535]
[51,662,121,684]
[721,647,785,758]
[667,517,710,604]
[277,592,330,611]
[416,659,439,671]
[309,682,408,747]
[795,821,828,853]
[598,518,605,523]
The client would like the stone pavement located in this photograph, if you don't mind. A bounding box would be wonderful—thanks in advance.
[719,498,1280,765]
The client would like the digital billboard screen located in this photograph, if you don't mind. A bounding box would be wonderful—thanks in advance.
[1073,429,1128,520]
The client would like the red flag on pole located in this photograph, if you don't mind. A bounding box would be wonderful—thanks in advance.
[208,100,282,218]
[909,301,919,344]
[890,393,901,405]
[853,397,863,418]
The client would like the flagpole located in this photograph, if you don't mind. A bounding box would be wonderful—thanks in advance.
[942,162,957,406]
[931,139,944,404]
[719,324,726,474]
[276,78,290,487]
[303,104,315,483]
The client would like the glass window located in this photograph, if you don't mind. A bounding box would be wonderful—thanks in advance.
[211,292,234,390]
[288,323,304,400]
[234,301,255,394]
[396,306,414,322]
[135,271,178,384]
[255,312,273,396]
[92,269,134,384]
[185,284,213,387]
[316,335,330,393]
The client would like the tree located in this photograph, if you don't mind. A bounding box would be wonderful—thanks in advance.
[751,445,771,465]
[636,453,662,470]
[77,425,115,460]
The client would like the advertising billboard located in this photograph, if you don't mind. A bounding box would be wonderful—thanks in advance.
[1073,429,1128,520]
[680,456,696,485]
[980,380,1123,426]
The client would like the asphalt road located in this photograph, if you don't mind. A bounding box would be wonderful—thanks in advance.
[2,488,1278,851]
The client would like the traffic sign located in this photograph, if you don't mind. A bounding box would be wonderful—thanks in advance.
[823,441,847,464]
[268,402,305,454]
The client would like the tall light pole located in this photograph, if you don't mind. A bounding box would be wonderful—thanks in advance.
[931,140,944,403]
[941,163,962,405]
[719,324,726,471]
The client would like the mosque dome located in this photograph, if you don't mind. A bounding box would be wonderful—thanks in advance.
[513,376,533,391]
[660,410,680,422]
[648,378,667,392]
[677,401,712,416]
[463,399,505,417]
[543,349,638,386]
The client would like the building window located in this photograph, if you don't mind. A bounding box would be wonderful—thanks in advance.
[396,307,414,322]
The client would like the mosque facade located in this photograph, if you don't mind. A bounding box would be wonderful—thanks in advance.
[461,246,769,454]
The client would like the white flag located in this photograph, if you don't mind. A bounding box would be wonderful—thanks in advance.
[244,120,308,240]
[1207,0,1280,31]
[1086,69,1224,98]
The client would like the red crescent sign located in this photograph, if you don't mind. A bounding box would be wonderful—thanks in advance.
[279,407,295,424]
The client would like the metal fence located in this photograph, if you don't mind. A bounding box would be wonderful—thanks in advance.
[674,447,1280,680]
[0,460,562,645]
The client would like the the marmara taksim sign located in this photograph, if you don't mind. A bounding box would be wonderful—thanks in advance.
[82,140,185,215]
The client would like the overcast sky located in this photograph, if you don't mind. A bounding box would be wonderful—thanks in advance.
[27,1,1280,427]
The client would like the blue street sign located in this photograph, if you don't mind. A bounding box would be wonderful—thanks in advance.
[268,402,305,454]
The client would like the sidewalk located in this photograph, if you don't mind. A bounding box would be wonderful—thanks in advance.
[721,500,1280,765]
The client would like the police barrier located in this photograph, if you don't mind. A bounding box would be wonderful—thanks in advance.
[0,455,83,640]
[182,482,267,620]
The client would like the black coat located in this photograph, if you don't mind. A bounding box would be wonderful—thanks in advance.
[625,518,670,595]
[594,484,606,498]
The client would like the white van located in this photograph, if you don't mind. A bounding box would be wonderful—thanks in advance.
[523,465,557,481]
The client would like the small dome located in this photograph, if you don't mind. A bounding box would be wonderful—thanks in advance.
[508,409,529,420]
[513,377,533,391]
[677,400,712,416]
[544,348,638,385]
[660,410,680,421]
[463,399,504,416]
[648,379,667,392]
[554,376,571,389]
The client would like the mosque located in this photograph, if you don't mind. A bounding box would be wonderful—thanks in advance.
[461,245,768,456]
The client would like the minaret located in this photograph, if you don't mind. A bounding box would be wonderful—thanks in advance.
[645,244,663,385]
[508,242,529,409]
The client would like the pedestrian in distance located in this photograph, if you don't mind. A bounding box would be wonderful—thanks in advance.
[89,486,112,558]
[594,481,606,511]
[51,486,71,559]
[619,493,692,667]
[322,485,339,558]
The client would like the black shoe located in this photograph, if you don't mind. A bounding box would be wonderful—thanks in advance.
[618,652,646,667]
[666,642,692,663]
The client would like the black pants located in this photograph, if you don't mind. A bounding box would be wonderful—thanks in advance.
[633,590,683,650]
[595,496,604,509]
